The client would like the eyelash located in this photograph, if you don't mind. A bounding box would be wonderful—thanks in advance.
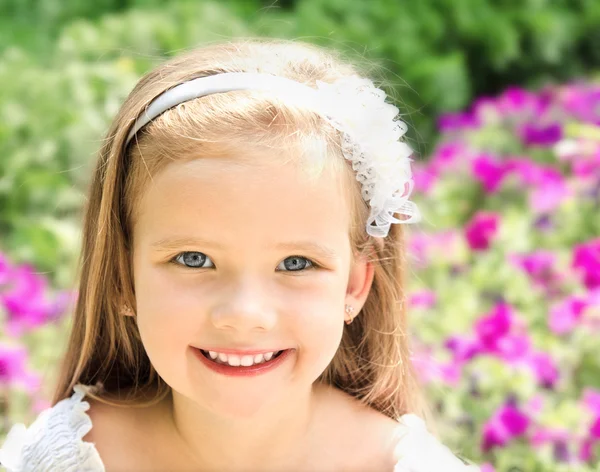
[168,252,319,273]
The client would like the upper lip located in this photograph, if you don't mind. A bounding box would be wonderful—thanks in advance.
[195,347,288,356]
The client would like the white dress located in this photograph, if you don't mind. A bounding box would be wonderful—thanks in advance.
[0,385,480,471]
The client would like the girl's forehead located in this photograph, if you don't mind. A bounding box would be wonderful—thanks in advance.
[134,156,352,249]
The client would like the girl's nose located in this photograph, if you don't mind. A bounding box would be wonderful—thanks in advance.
[209,277,277,332]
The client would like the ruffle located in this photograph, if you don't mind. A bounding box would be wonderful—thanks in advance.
[0,384,105,472]
[393,414,480,472]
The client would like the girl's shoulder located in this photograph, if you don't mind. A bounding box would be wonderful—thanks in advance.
[0,384,105,472]
[317,386,480,471]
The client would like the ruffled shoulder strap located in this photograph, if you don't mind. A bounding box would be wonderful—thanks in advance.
[392,414,480,472]
[0,384,105,472]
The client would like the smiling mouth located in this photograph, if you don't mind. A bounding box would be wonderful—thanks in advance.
[199,349,286,367]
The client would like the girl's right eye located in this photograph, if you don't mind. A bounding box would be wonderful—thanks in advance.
[171,252,215,269]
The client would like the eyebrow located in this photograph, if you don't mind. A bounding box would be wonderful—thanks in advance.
[150,236,340,260]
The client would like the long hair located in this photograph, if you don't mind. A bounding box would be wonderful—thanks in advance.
[52,38,429,422]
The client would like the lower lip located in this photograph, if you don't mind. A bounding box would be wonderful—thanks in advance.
[191,348,293,377]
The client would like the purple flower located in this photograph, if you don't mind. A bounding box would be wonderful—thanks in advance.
[465,211,500,251]
[519,123,563,147]
[471,154,508,193]
[438,111,480,132]
[572,239,600,289]
[549,296,588,334]
[482,403,530,452]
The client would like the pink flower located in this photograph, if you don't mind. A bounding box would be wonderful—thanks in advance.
[510,251,561,292]
[572,239,600,289]
[582,388,600,415]
[480,464,495,472]
[471,154,508,193]
[475,302,514,349]
[549,296,588,334]
[0,344,41,393]
[445,336,482,362]
[465,211,500,251]
[482,403,530,452]
[527,352,560,388]
[409,290,437,309]
[0,261,74,336]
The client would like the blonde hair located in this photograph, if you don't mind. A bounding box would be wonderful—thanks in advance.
[52,38,429,422]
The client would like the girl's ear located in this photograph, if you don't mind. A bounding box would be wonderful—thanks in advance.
[345,249,375,315]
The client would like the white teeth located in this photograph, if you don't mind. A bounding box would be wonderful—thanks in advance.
[202,350,283,367]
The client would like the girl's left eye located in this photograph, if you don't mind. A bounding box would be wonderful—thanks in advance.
[276,256,316,272]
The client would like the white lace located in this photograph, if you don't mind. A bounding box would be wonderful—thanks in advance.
[0,385,104,472]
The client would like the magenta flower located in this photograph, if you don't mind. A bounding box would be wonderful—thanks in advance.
[496,86,542,117]
[413,165,438,194]
[465,211,500,251]
[482,403,530,452]
[471,154,508,193]
[549,296,588,334]
[480,464,495,472]
[0,262,74,336]
[475,302,514,349]
[572,239,600,289]
[519,123,563,146]
[0,344,41,392]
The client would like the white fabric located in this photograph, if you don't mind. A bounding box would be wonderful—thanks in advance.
[0,385,478,471]
[0,385,104,471]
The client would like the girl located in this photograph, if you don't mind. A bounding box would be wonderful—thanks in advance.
[0,38,479,471]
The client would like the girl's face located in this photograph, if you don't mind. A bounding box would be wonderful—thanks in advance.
[132,153,363,417]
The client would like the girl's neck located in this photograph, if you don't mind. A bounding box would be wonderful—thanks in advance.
[164,384,323,470]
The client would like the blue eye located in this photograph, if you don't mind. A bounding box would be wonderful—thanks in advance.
[172,252,214,269]
[276,256,315,272]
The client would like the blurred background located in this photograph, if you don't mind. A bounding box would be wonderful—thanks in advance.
[0,1,599,470]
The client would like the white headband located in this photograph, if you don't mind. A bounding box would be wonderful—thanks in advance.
[125,72,421,237]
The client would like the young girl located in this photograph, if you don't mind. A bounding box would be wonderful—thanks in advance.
[0,38,479,471]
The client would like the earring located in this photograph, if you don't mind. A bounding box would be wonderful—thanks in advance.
[120,304,134,317]
[345,304,355,325]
